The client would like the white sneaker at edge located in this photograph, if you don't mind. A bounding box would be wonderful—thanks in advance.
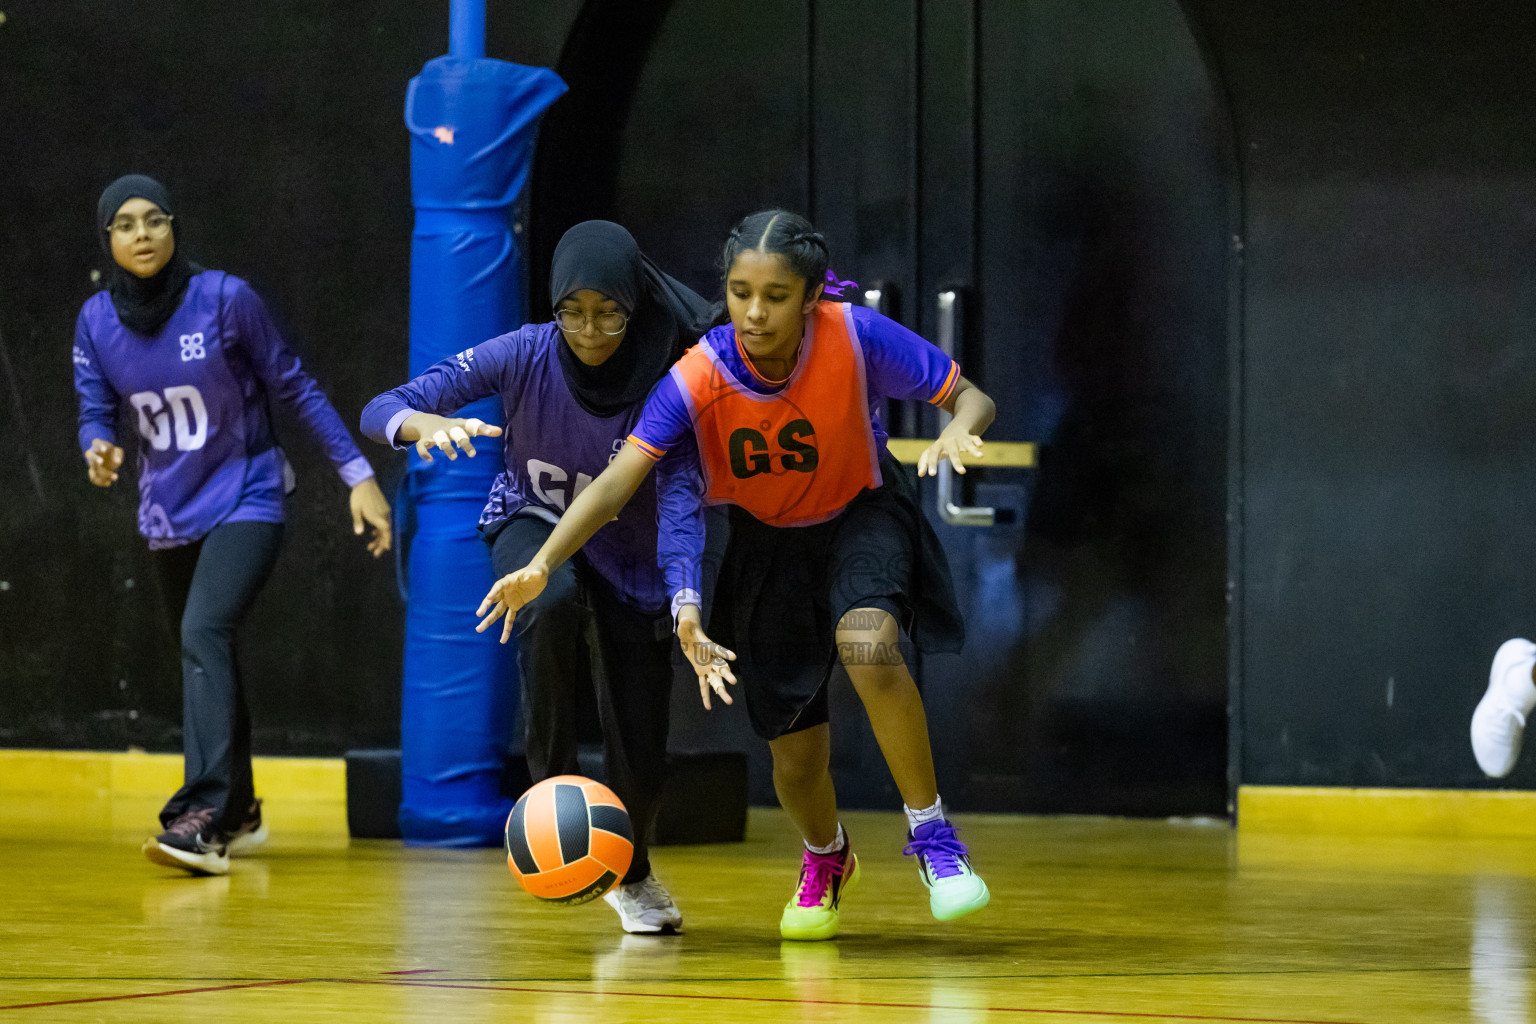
[1472,638,1536,778]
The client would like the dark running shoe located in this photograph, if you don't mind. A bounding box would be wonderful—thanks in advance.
[142,806,229,876]
[226,799,268,857]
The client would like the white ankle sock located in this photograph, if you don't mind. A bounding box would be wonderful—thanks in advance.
[806,823,846,855]
[905,797,945,832]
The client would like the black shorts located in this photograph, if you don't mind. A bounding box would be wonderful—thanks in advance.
[708,453,964,740]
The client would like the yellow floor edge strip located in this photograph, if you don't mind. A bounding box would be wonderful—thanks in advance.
[0,749,345,802]
[1239,784,1536,839]
[9,754,1533,838]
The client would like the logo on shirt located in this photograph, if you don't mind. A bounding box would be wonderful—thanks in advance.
[130,386,209,452]
[455,348,475,371]
[72,345,90,367]
[179,332,207,361]
[728,419,819,479]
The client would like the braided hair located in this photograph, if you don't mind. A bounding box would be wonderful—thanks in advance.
[718,209,857,302]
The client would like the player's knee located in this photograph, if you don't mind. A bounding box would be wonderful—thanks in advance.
[517,600,581,638]
[772,751,826,790]
[179,615,232,658]
[770,734,829,787]
[515,572,582,635]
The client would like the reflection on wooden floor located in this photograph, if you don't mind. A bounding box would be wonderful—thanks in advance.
[1,800,1532,1022]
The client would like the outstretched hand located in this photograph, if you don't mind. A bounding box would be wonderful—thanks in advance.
[677,606,738,710]
[84,438,124,487]
[916,424,984,477]
[400,413,503,463]
[476,565,550,644]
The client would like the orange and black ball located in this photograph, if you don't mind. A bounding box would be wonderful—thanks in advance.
[504,775,634,904]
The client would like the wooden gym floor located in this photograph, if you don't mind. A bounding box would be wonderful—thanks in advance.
[1,795,1532,1023]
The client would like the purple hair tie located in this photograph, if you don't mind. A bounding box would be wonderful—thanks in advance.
[822,268,859,299]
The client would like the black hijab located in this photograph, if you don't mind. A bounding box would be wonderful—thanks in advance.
[549,221,710,418]
[97,174,201,335]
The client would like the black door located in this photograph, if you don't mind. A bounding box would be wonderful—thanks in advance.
[521,0,1232,816]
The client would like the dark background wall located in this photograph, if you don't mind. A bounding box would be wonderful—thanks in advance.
[1183,0,1536,791]
[500,0,1236,815]
[0,1,450,753]
[0,0,1234,817]
[8,1,1523,808]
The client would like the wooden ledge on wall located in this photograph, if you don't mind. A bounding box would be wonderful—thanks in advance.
[885,438,1036,468]
[1238,784,1536,839]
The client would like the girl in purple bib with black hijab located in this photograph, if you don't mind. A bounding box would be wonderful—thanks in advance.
[74,174,392,876]
[361,220,709,935]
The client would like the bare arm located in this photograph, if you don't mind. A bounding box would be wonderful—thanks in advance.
[942,377,995,434]
[474,443,658,641]
[534,443,656,573]
[916,376,997,476]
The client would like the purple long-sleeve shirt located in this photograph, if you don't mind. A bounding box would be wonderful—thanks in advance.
[629,304,961,459]
[359,322,704,614]
[74,270,373,547]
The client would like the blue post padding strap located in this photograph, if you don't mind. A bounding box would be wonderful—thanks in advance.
[398,55,566,846]
[413,209,511,235]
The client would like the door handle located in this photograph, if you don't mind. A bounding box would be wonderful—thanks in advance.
[861,281,915,438]
[934,287,996,527]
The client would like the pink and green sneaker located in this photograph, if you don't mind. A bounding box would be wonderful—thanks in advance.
[779,840,860,941]
[904,819,990,921]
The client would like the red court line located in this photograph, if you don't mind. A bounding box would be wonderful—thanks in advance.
[343,977,1371,1024]
[0,979,310,1011]
[383,969,445,976]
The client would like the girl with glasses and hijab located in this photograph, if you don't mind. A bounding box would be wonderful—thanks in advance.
[360,220,710,935]
[74,174,392,876]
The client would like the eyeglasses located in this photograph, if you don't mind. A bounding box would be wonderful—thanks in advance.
[107,213,174,238]
[556,310,628,336]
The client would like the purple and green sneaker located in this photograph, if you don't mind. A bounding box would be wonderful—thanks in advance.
[903,819,989,921]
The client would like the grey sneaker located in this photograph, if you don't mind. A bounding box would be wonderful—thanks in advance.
[227,799,268,857]
[603,873,683,934]
[143,807,229,876]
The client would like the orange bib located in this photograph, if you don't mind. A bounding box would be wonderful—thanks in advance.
[671,301,882,527]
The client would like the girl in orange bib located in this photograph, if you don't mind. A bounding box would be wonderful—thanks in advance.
[477,210,998,939]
